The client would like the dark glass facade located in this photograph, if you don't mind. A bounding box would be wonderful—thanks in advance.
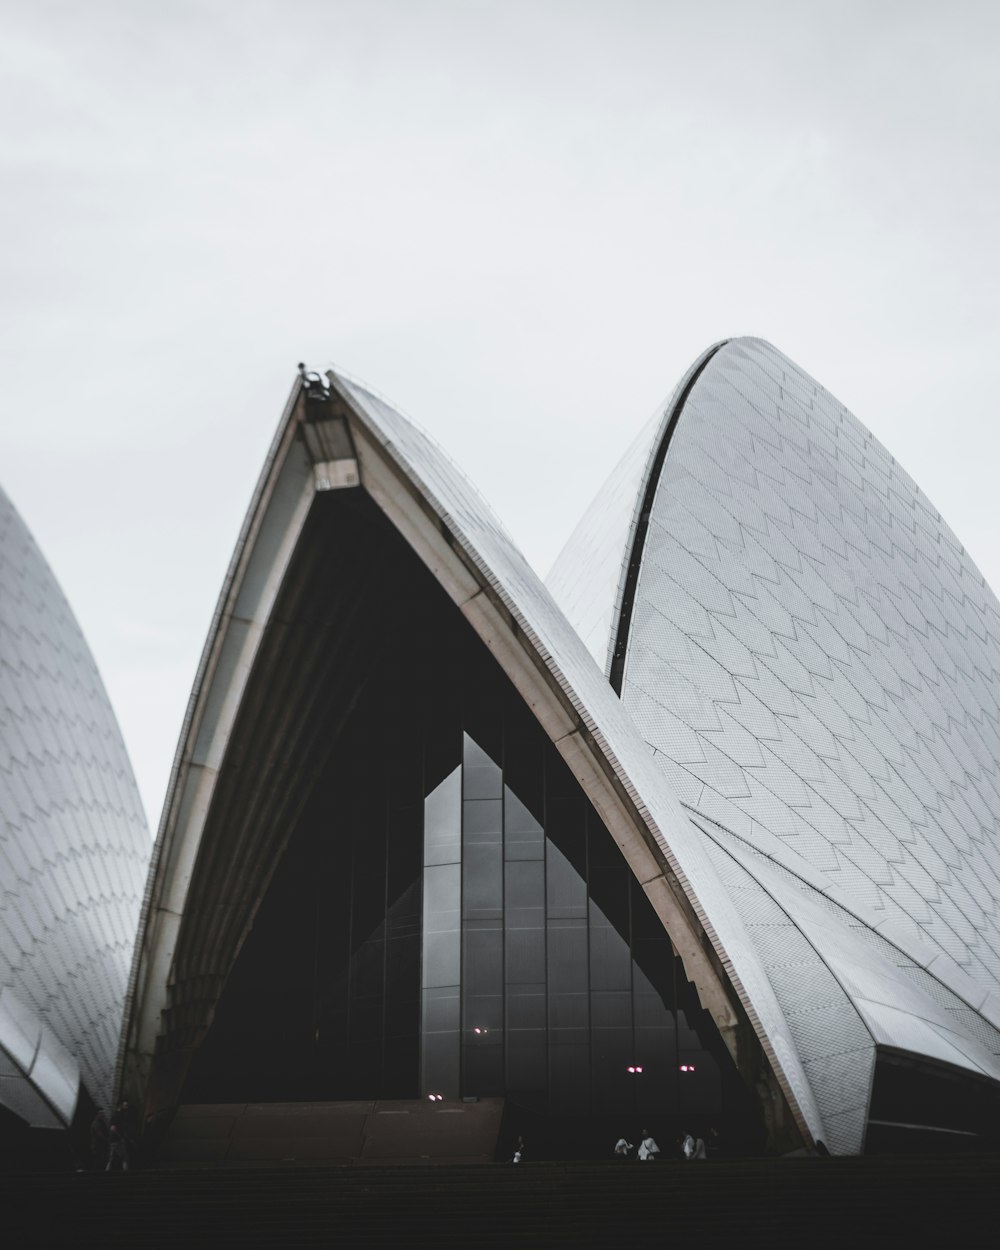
[865,1052,1000,1153]
[185,492,746,1125]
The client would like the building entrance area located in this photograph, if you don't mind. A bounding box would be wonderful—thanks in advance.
[181,490,760,1152]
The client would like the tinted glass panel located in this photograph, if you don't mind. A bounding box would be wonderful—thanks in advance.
[463,734,502,799]
[424,767,461,866]
[185,490,751,1132]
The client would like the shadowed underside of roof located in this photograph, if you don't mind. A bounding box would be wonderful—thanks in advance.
[119,370,821,1153]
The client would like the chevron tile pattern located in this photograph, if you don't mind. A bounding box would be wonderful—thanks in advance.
[622,340,1000,995]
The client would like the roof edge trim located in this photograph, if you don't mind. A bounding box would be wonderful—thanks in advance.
[115,375,308,1095]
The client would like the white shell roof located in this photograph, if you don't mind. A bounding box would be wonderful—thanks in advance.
[547,342,724,677]
[127,368,839,1149]
[128,342,1000,1155]
[0,487,150,1126]
[548,336,1000,1152]
[546,405,661,675]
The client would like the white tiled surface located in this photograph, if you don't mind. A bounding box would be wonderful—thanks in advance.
[547,407,660,673]
[0,487,149,1123]
[549,337,1000,1144]
[696,821,874,1155]
[622,339,1000,990]
[547,344,724,674]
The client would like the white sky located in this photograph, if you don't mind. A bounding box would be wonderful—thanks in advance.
[2,0,998,832]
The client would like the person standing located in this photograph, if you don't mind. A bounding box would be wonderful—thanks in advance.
[108,1099,136,1171]
[110,1099,135,1140]
[89,1109,109,1171]
[105,1126,128,1172]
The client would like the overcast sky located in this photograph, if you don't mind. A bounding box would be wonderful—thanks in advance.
[2,0,998,831]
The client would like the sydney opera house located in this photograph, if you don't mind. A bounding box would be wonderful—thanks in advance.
[4,337,1000,1161]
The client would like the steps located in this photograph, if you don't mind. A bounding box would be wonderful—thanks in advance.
[162,1099,504,1166]
[7,1155,998,1248]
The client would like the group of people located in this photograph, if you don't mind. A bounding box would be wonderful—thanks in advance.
[89,1100,137,1172]
[614,1127,717,1161]
[511,1125,722,1163]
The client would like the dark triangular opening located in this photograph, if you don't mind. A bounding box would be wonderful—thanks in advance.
[179,488,758,1145]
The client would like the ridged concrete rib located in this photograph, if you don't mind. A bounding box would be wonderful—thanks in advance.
[694,821,875,1156]
[697,817,1000,1073]
[0,486,149,1125]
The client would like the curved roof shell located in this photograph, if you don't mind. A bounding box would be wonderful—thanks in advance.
[0,487,149,1127]
[549,337,1000,1152]
[122,370,845,1152]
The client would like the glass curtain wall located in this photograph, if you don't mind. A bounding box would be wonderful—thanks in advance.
[185,498,736,1123]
